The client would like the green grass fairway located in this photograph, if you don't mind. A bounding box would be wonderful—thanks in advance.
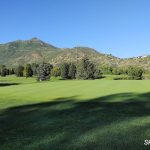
[0,76,150,150]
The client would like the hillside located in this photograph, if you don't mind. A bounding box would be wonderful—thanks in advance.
[120,56,150,70]
[0,38,149,70]
[0,38,61,66]
[0,38,120,67]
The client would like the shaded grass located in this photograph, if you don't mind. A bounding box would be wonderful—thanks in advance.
[0,93,150,150]
[0,83,20,87]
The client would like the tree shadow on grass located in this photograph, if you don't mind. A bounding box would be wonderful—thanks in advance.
[0,93,150,150]
[0,83,20,87]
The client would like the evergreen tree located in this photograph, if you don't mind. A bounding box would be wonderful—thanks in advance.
[6,68,10,75]
[0,65,7,77]
[23,64,33,77]
[9,68,15,75]
[77,57,102,79]
[31,63,39,76]
[37,63,53,81]
[15,65,24,77]
[60,63,69,79]
[68,63,76,79]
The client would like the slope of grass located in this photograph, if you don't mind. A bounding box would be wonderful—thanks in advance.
[0,76,150,150]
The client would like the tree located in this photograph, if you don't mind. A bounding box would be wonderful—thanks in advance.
[60,63,69,79]
[0,65,7,77]
[23,64,33,77]
[15,65,24,77]
[127,66,143,80]
[37,63,53,81]
[100,65,113,75]
[76,57,102,79]
[112,68,120,75]
[9,68,15,75]
[118,67,128,75]
[51,66,61,77]
[68,63,76,79]
[94,69,102,79]
[31,63,39,76]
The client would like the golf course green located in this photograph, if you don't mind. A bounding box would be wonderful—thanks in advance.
[0,76,150,150]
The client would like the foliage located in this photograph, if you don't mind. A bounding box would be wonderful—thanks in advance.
[94,69,102,79]
[0,65,7,77]
[101,66,113,74]
[9,68,15,75]
[31,63,39,76]
[127,66,143,80]
[112,68,121,75]
[68,63,76,79]
[15,65,24,77]
[61,63,69,79]
[77,57,102,79]
[23,64,33,77]
[51,66,61,77]
[37,63,53,81]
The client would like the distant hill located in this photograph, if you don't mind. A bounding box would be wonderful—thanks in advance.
[119,55,150,70]
[0,38,61,66]
[0,38,150,70]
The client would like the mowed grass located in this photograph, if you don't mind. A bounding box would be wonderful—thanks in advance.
[0,76,150,150]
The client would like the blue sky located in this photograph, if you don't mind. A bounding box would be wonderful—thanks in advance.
[0,0,150,58]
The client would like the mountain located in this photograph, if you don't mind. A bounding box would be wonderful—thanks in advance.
[0,38,61,66]
[0,38,149,70]
[0,38,120,66]
[119,55,150,70]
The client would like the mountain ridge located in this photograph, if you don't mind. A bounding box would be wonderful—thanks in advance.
[0,38,150,70]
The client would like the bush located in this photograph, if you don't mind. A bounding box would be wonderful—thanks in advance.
[100,66,113,74]
[51,67,61,77]
[94,69,102,79]
[127,66,143,80]
[112,68,120,75]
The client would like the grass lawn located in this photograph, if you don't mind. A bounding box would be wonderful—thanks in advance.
[0,76,150,150]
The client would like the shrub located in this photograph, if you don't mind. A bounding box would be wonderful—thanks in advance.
[51,67,61,77]
[127,66,143,80]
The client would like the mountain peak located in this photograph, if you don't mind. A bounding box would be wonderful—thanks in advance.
[28,37,57,48]
[30,37,42,42]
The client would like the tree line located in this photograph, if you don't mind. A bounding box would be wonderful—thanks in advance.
[0,57,144,80]
[100,65,144,80]
[0,57,102,81]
